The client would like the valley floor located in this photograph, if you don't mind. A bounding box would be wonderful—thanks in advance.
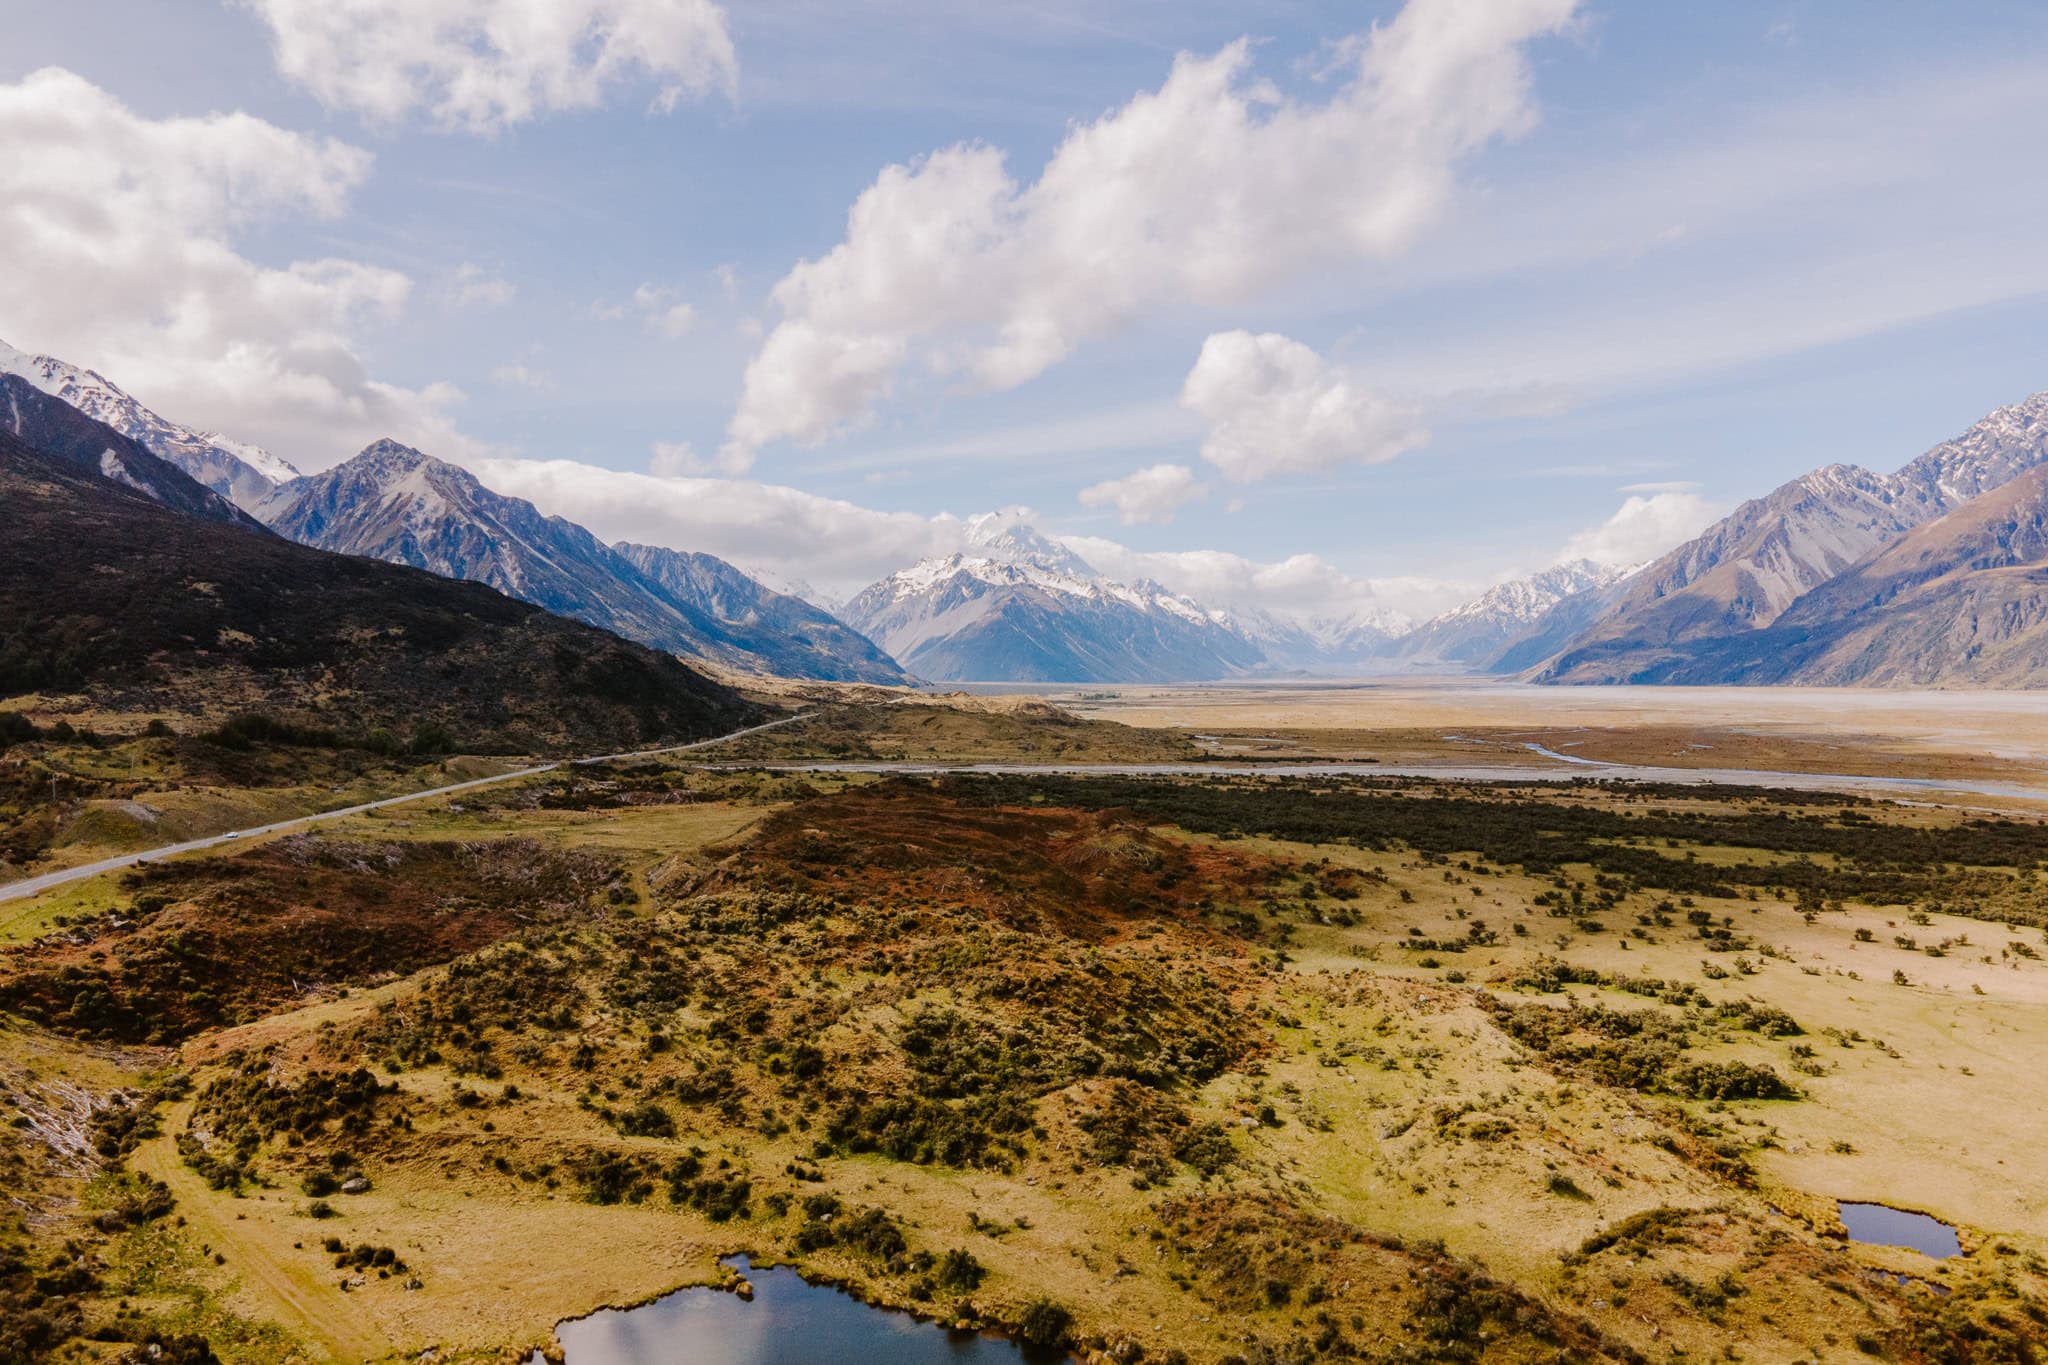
[1059,680,2048,795]
[3,693,2047,1364]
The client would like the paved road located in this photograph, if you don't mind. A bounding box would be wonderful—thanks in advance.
[0,712,810,905]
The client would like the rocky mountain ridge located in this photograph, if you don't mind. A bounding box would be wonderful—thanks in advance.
[0,337,298,511]
[261,442,910,685]
[1533,391,2048,683]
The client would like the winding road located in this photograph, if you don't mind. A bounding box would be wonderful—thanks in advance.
[0,713,811,905]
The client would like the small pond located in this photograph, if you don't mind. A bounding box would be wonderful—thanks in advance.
[1839,1202,1960,1259]
[534,1257,1067,1364]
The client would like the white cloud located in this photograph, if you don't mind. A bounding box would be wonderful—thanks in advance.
[1078,463,1204,525]
[723,0,1578,469]
[1560,490,1721,568]
[237,0,738,134]
[472,457,967,591]
[1334,60,2048,401]
[633,283,695,338]
[452,262,516,308]
[648,440,707,476]
[1180,331,1427,481]
[1058,538,1464,623]
[490,362,552,390]
[0,67,469,468]
[595,283,696,337]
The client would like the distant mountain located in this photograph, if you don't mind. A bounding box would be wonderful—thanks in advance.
[0,383,755,749]
[1535,392,2048,682]
[613,542,907,684]
[261,441,907,685]
[1397,559,1624,668]
[0,336,299,511]
[1644,464,2048,687]
[1216,605,1410,675]
[1485,572,1638,674]
[1,374,258,529]
[843,522,1263,682]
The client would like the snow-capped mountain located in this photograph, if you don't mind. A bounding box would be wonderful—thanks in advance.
[738,565,845,617]
[1395,559,1627,668]
[0,337,299,512]
[962,517,1100,577]
[1486,571,1639,675]
[261,441,909,684]
[843,524,1263,682]
[1,373,259,529]
[1535,390,2048,683]
[1214,604,1412,674]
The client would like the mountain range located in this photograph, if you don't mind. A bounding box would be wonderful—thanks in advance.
[0,378,755,749]
[846,389,2048,687]
[0,338,906,686]
[1,372,260,530]
[1529,390,2048,684]
[9,333,2048,690]
[1392,559,1625,670]
[258,442,907,685]
[0,338,299,512]
[842,521,1266,683]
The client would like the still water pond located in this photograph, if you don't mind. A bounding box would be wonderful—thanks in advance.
[1839,1203,1960,1259]
[535,1258,1066,1364]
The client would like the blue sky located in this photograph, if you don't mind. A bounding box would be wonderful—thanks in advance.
[5,1,2047,618]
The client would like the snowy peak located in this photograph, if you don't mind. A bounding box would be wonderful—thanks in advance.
[963,517,1098,576]
[0,335,299,512]
[1895,389,2048,507]
[845,524,1261,683]
[0,373,260,528]
[1395,559,1627,668]
[1431,559,1619,628]
[1212,603,1410,674]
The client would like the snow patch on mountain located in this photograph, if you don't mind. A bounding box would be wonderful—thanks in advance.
[845,525,1267,682]
[0,336,300,511]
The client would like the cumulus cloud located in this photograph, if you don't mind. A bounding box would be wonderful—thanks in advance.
[633,284,696,338]
[0,67,469,468]
[1060,537,1455,622]
[236,0,738,134]
[490,362,552,390]
[648,440,707,476]
[1560,490,1721,568]
[472,457,966,591]
[452,262,516,308]
[594,283,696,337]
[1180,331,1426,480]
[723,0,1577,469]
[1078,463,1204,525]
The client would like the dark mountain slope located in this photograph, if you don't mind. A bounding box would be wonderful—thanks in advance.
[0,395,757,752]
[1,373,257,529]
